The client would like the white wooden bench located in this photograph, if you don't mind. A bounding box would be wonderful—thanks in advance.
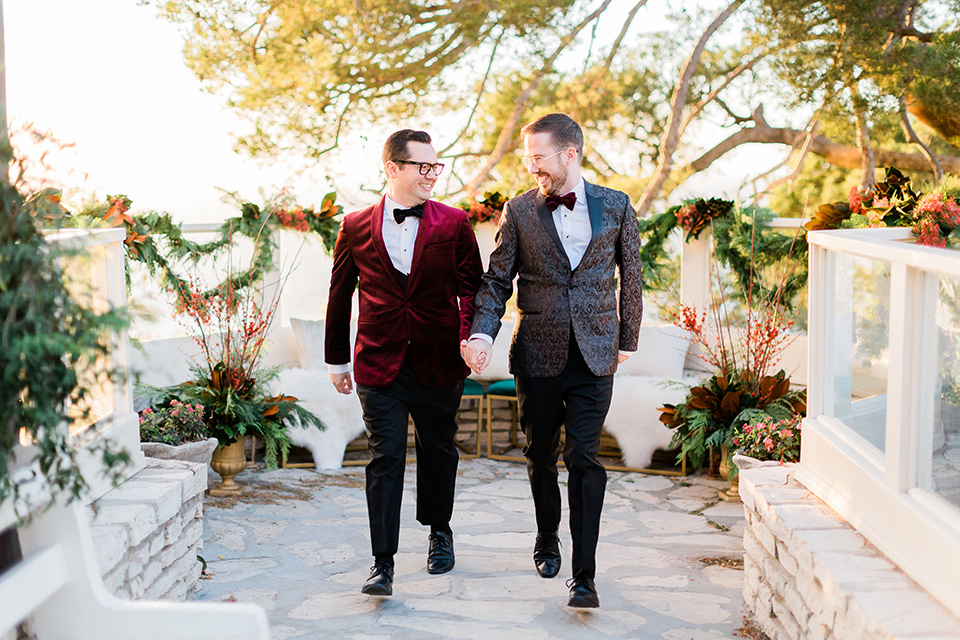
[0,494,269,640]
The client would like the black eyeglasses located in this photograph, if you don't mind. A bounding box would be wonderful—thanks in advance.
[394,160,445,176]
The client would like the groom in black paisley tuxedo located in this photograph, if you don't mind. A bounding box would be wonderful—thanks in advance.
[463,113,643,608]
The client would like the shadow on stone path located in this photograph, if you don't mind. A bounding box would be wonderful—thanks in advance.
[197,458,749,640]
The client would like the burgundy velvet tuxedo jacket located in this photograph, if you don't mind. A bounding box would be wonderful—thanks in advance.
[325,196,483,388]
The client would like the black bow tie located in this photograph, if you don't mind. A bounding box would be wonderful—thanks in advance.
[393,203,424,224]
[545,192,577,212]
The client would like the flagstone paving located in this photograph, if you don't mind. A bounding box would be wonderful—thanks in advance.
[197,459,750,640]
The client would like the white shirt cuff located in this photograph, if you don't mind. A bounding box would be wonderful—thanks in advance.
[469,333,494,345]
[328,363,351,375]
[619,350,634,358]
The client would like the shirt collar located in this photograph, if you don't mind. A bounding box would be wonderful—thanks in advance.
[571,177,586,205]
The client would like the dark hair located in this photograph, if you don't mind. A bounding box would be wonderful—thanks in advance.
[520,113,583,160]
[382,129,432,165]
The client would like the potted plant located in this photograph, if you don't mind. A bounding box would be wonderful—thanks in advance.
[731,415,802,470]
[138,400,219,466]
[152,225,324,493]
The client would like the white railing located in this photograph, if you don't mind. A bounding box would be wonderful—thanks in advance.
[800,227,960,618]
[44,228,143,502]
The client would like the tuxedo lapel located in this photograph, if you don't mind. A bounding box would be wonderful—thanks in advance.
[370,196,405,290]
[581,181,604,260]
[408,200,434,286]
[535,195,566,258]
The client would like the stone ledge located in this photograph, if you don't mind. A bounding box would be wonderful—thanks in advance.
[739,467,960,640]
[87,457,208,601]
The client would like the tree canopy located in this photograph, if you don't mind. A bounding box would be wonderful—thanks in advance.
[160,0,960,215]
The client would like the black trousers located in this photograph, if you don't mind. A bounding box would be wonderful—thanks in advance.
[516,336,614,579]
[356,356,463,558]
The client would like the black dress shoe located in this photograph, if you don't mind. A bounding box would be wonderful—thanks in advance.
[361,560,394,596]
[567,575,600,608]
[427,531,455,574]
[533,532,561,578]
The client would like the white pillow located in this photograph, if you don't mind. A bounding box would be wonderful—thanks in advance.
[616,324,693,380]
[290,318,326,369]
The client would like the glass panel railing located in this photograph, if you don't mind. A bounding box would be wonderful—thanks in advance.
[933,276,960,509]
[833,254,890,452]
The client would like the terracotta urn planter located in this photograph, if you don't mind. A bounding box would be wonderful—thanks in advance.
[209,438,247,496]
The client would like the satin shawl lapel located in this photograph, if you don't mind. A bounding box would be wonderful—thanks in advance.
[370,196,405,291]
[407,200,435,287]
[581,181,604,261]
[535,194,566,259]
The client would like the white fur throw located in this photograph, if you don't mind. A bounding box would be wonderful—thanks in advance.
[273,367,367,470]
[604,374,694,469]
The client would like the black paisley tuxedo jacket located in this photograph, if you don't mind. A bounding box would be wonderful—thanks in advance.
[471,181,643,378]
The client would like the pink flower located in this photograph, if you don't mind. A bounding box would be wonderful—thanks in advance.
[764,437,775,452]
[781,429,793,438]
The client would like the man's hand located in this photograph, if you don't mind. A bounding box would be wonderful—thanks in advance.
[330,371,354,395]
[618,352,630,364]
[461,338,493,375]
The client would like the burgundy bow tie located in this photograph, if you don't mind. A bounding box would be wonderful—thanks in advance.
[545,192,577,212]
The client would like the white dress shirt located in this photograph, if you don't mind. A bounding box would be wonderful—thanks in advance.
[382,195,420,275]
[553,177,591,270]
[329,196,421,375]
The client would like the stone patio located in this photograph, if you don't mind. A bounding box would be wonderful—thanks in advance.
[196,458,751,640]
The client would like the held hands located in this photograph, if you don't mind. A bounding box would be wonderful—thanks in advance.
[330,371,354,395]
[460,339,493,376]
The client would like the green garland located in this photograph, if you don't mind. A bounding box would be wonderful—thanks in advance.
[60,192,342,308]
[636,198,808,311]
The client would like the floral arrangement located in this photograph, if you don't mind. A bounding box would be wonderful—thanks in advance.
[139,400,207,446]
[457,190,508,225]
[657,211,807,471]
[806,166,960,248]
[150,227,324,468]
[732,415,802,464]
[658,303,806,469]
[912,193,960,247]
[674,197,735,241]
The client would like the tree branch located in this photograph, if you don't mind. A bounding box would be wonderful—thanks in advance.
[683,122,960,177]
[636,0,746,217]
[462,0,616,195]
[440,28,504,157]
[900,94,943,183]
[604,0,649,68]
[850,79,876,188]
[678,44,779,140]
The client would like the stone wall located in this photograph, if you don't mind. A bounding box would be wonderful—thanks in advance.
[739,465,960,640]
[87,457,207,601]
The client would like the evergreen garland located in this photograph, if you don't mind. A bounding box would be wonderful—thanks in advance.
[65,192,343,307]
[637,199,808,312]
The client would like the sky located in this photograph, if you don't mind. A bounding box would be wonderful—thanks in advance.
[4,0,785,226]
[5,0,347,224]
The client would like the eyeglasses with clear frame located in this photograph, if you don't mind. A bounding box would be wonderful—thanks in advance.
[394,160,445,176]
[521,148,572,170]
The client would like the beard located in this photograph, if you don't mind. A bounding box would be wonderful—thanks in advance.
[535,164,569,196]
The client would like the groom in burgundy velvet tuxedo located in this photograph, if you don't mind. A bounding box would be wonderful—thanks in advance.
[324,129,482,596]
